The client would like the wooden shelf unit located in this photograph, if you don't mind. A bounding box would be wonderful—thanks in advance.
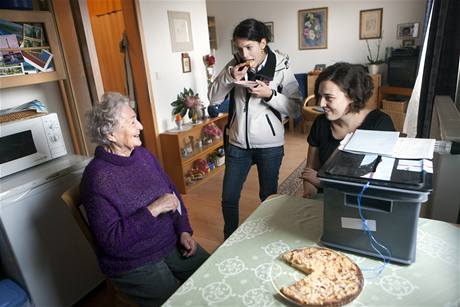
[160,114,228,194]
[0,9,66,89]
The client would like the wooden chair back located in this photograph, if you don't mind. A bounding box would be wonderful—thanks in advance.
[61,185,138,307]
[61,185,95,248]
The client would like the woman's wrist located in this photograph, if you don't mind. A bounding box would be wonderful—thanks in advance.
[264,89,276,101]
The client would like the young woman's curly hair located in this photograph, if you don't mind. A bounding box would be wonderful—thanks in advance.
[314,62,374,113]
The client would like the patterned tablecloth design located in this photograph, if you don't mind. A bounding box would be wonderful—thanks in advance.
[165,195,460,306]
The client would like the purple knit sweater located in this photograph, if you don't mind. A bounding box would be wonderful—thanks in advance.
[80,146,192,277]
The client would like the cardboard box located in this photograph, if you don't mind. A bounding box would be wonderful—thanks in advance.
[384,109,406,131]
[382,99,408,113]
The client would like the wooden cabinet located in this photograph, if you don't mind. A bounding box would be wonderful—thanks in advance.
[0,9,66,89]
[366,73,382,110]
[160,114,227,194]
[379,86,413,131]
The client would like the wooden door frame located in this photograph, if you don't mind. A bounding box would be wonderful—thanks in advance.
[121,0,162,161]
[51,0,162,161]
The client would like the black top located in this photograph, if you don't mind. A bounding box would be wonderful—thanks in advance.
[307,109,395,166]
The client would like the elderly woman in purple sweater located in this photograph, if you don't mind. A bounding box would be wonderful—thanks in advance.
[80,92,208,306]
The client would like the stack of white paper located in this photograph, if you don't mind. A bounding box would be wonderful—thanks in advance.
[343,130,399,156]
[340,129,435,160]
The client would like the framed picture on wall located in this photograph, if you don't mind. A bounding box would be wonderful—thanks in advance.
[181,53,191,73]
[167,11,194,52]
[264,22,274,42]
[402,39,415,47]
[231,40,238,55]
[359,8,383,39]
[298,7,328,50]
[397,22,419,39]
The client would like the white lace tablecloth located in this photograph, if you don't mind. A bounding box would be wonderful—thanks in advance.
[164,195,460,306]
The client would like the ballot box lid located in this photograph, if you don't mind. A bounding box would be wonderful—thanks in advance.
[318,150,432,192]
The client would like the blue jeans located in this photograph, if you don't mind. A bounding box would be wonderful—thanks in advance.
[222,144,284,239]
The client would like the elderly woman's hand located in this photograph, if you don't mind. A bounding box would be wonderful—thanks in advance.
[180,232,197,257]
[147,193,180,217]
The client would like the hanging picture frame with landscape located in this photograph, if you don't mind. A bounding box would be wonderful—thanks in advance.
[298,7,328,50]
[359,8,383,39]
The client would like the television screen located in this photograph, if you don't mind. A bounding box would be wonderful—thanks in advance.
[387,55,418,88]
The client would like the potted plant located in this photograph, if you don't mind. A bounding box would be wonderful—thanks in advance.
[365,38,385,75]
[171,88,203,123]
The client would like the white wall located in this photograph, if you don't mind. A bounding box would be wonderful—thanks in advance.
[206,0,426,74]
[137,0,211,132]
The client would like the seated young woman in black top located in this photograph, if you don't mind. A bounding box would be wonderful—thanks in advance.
[302,62,395,198]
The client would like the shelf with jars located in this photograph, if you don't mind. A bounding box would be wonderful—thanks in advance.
[160,114,227,194]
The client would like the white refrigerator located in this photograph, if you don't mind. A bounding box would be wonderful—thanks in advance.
[0,155,104,307]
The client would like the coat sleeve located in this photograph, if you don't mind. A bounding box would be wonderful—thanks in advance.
[208,59,237,105]
[264,63,302,118]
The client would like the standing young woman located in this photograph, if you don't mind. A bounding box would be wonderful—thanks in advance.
[208,18,302,239]
[302,62,395,198]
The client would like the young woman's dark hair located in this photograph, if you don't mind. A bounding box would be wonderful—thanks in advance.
[232,18,272,43]
[314,62,373,113]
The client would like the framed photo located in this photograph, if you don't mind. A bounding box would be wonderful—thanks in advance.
[397,22,419,40]
[181,53,191,73]
[264,22,274,42]
[402,39,415,47]
[207,16,217,50]
[359,8,383,39]
[231,40,238,55]
[167,11,194,52]
[298,7,328,50]
[314,64,326,71]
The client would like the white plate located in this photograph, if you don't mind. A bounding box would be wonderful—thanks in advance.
[234,80,259,88]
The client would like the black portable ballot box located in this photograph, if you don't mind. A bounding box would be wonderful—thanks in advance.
[318,150,432,264]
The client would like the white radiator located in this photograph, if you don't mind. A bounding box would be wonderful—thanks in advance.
[428,96,460,224]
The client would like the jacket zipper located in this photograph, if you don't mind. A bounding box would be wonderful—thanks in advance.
[265,114,276,136]
[245,92,251,148]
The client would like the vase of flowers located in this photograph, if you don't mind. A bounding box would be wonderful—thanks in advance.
[203,51,216,85]
[365,38,385,75]
[171,88,203,124]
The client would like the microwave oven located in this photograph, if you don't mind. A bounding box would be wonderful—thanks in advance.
[0,113,67,178]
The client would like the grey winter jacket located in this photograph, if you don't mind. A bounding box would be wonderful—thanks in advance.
[208,49,302,149]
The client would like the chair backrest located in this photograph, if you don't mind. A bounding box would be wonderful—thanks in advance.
[302,95,323,124]
[61,185,95,248]
[304,94,317,108]
[61,186,139,306]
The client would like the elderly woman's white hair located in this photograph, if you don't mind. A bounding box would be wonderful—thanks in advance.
[86,92,130,146]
